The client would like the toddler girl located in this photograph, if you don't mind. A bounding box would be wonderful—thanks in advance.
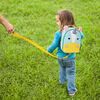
[47,10,84,96]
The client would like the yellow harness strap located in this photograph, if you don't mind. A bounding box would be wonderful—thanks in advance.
[11,32,69,59]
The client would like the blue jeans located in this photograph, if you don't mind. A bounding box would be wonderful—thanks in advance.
[58,58,77,94]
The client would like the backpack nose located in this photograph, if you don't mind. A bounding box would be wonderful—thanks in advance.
[63,43,80,53]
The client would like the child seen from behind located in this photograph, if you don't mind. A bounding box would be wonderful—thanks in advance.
[47,10,84,96]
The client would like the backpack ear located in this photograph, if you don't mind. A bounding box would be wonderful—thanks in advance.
[64,26,69,31]
[79,27,82,32]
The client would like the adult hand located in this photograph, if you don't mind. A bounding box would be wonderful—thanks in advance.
[0,14,14,33]
[4,22,14,33]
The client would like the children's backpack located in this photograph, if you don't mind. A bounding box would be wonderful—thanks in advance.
[60,26,82,53]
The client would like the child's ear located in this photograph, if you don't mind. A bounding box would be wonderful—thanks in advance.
[64,26,69,31]
[79,27,82,32]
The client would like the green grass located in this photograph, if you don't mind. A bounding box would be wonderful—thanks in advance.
[0,0,100,100]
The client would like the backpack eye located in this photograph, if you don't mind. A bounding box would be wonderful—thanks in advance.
[77,38,79,40]
[68,38,70,40]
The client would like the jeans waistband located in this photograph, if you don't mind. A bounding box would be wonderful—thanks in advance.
[58,58,75,61]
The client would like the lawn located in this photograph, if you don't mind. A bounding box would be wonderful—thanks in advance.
[0,0,100,100]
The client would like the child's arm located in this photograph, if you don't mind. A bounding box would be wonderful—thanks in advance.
[47,32,61,53]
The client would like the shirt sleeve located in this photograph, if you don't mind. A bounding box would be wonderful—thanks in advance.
[81,32,84,39]
[47,32,61,53]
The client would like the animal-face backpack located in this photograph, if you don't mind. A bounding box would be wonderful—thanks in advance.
[60,26,82,53]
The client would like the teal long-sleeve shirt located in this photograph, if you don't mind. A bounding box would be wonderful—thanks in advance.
[47,29,84,59]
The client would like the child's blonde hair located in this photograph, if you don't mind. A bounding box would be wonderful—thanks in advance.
[56,10,77,32]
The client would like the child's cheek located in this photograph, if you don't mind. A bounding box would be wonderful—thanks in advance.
[57,22,59,26]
